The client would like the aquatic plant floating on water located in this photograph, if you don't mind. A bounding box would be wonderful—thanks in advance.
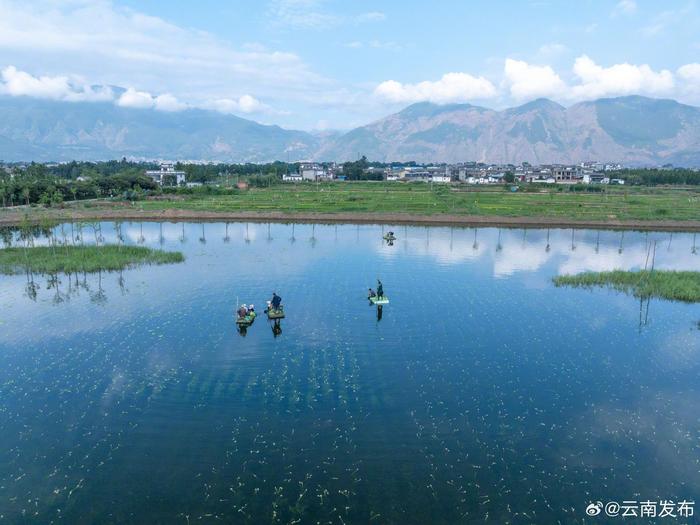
[0,245,184,274]
[553,270,700,303]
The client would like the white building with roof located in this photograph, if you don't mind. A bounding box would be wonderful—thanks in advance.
[145,163,186,186]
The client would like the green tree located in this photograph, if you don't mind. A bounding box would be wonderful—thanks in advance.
[39,191,52,207]
[504,171,515,183]
[342,156,371,180]
[21,186,31,206]
[51,190,64,207]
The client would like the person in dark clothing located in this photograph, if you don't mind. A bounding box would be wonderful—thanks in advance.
[271,292,282,309]
[376,280,384,299]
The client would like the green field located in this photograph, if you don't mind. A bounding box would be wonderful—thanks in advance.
[134,182,700,222]
[553,270,700,302]
[0,245,184,274]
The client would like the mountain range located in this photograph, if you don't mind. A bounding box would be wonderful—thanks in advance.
[1,95,699,166]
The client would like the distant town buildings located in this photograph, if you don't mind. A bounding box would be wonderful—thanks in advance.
[282,172,303,182]
[370,161,629,185]
[275,160,631,185]
[144,163,186,186]
[283,162,346,182]
[299,162,337,181]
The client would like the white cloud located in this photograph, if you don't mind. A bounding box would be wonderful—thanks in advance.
[356,11,386,22]
[154,93,187,112]
[345,40,401,51]
[116,88,188,112]
[117,87,155,109]
[641,5,694,37]
[677,63,700,100]
[0,0,331,125]
[204,94,270,114]
[501,56,677,103]
[570,55,674,99]
[503,58,566,99]
[537,43,568,59]
[0,65,113,101]
[2,64,274,115]
[268,0,338,28]
[268,0,386,28]
[678,62,700,83]
[612,0,637,16]
[374,73,497,104]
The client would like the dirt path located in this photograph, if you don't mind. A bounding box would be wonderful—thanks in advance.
[2,206,700,231]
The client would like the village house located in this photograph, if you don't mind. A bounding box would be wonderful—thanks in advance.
[299,162,332,181]
[145,163,186,186]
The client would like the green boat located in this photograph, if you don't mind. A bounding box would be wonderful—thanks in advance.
[236,311,257,325]
[266,306,285,320]
[383,234,396,241]
[369,295,389,305]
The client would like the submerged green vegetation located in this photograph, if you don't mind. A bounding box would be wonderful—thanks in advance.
[0,245,184,274]
[553,270,700,303]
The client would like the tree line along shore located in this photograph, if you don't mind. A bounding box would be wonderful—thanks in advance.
[0,160,699,227]
[1,160,700,207]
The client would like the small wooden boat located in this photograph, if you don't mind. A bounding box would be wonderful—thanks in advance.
[236,311,257,325]
[369,295,389,305]
[383,234,396,241]
[266,306,285,320]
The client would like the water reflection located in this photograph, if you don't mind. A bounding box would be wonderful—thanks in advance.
[0,221,699,524]
[18,268,131,303]
[3,222,699,305]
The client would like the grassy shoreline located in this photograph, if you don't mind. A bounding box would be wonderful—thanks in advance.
[2,208,700,232]
[553,270,700,303]
[1,183,699,230]
[0,245,184,274]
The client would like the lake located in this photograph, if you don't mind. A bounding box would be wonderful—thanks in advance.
[1,222,699,524]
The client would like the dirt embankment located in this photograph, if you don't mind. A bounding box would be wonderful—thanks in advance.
[2,205,700,231]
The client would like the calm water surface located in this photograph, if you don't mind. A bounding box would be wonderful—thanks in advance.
[1,222,699,524]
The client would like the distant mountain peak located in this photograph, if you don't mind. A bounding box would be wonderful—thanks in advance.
[508,98,565,114]
[0,95,321,162]
[319,96,700,165]
[397,101,486,119]
[1,94,699,165]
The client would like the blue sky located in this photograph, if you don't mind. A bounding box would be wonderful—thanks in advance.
[0,0,698,129]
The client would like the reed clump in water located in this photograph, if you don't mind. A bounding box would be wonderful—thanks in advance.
[553,270,700,303]
[0,245,184,274]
